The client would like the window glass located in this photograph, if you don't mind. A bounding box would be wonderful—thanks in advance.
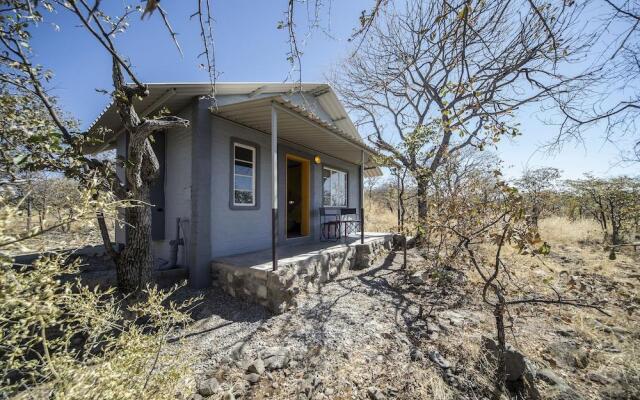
[322,167,347,207]
[233,143,255,206]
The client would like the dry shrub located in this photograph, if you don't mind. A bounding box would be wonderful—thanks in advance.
[1,186,198,399]
[0,254,198,399]
[538,216,602,246]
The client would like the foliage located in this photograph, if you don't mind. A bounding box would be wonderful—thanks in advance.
[514,167,562,230]
[0,257,196,399]
[0,185,198,399]
[566,175,640,245]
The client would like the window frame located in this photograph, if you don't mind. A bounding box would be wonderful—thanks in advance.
[321,165,348,208]
[229,139,260,210]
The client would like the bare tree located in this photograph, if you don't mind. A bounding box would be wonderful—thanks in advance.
[0,1,189,292]
[551,0,639,160]
[336,0,586,225]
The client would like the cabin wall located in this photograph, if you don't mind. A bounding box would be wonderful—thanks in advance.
[208,115,361,258]
[151,106,193,265]
[114,106,192,266]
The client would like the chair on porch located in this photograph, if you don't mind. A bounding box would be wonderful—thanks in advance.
[319,208,341,242]
[339,208,361,238]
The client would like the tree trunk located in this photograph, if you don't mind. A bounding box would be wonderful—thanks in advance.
[116,183,154,292]
[416,176,429,223]
[493,293,507,400]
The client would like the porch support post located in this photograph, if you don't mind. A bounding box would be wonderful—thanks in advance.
[396,168,401,232]
[360,150,365,244]
[271,105,278,271]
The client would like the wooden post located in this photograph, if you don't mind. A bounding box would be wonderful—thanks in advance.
[360,150,365,244]
[271,105,278,271]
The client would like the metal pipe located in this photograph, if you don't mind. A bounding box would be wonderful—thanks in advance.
[396,168,401,233]
[271,105,278,271]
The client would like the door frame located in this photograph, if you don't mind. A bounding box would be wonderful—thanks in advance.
[285,153,311,239]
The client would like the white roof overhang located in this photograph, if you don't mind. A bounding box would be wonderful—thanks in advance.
[211,96,383,177]
[84,82,386,176]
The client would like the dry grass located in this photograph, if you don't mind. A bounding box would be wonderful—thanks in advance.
[538,216,602,246]
[1,214,106,255]
[364,197,398,233]
[469,216,640,399]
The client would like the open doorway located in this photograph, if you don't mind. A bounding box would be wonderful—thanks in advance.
[286,154,310,238]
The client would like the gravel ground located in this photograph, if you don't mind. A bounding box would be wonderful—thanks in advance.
[170,250,446,399]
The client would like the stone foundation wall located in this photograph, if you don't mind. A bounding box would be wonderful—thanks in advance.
[211,235,394,313]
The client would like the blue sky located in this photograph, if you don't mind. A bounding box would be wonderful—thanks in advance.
[30,1,637,180]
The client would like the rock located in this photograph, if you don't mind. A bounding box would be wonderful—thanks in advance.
[197,377,220,396]
[230,342,246,360]
[247,359,265,375]
[410,348,424,361]
[409,271,426,285]
[245,373,261,385]
[428,350,451,369]
[587,372,610,385]
[545,342,590,369]
[262,347,290,371]
[537,369,566,387]
[188,394,203,400]
[367,386,387,400]
[481,336,528,381]
[324,388,334,396]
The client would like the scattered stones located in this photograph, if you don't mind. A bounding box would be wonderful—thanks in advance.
[324,387,335,396]
[262,347,290,371]
[428,350,451,369]
[197,377,220,396]
[245,373,260,385]
[410,348,424,362]
[247,358,265,375]
[587,372,610,385]
[537,369,567,387]
[367,386,387,400]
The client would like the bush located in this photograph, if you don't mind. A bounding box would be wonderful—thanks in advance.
[0,253,197,399]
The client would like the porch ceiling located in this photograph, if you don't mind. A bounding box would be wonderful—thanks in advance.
[210,96,383,177]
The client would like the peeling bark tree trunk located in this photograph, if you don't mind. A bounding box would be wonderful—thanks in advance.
[99,58,189,293]
[117,181,154,292]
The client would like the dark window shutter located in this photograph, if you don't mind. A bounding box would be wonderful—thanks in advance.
[150,131,166,241]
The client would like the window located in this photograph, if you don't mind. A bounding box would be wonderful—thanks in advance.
[322,166,347,207]
[233,142,256,206]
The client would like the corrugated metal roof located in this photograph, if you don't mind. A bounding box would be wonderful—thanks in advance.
[212,96,383,177]
[85,82,385,176]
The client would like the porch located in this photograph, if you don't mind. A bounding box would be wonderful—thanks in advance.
[211,233,396,313]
